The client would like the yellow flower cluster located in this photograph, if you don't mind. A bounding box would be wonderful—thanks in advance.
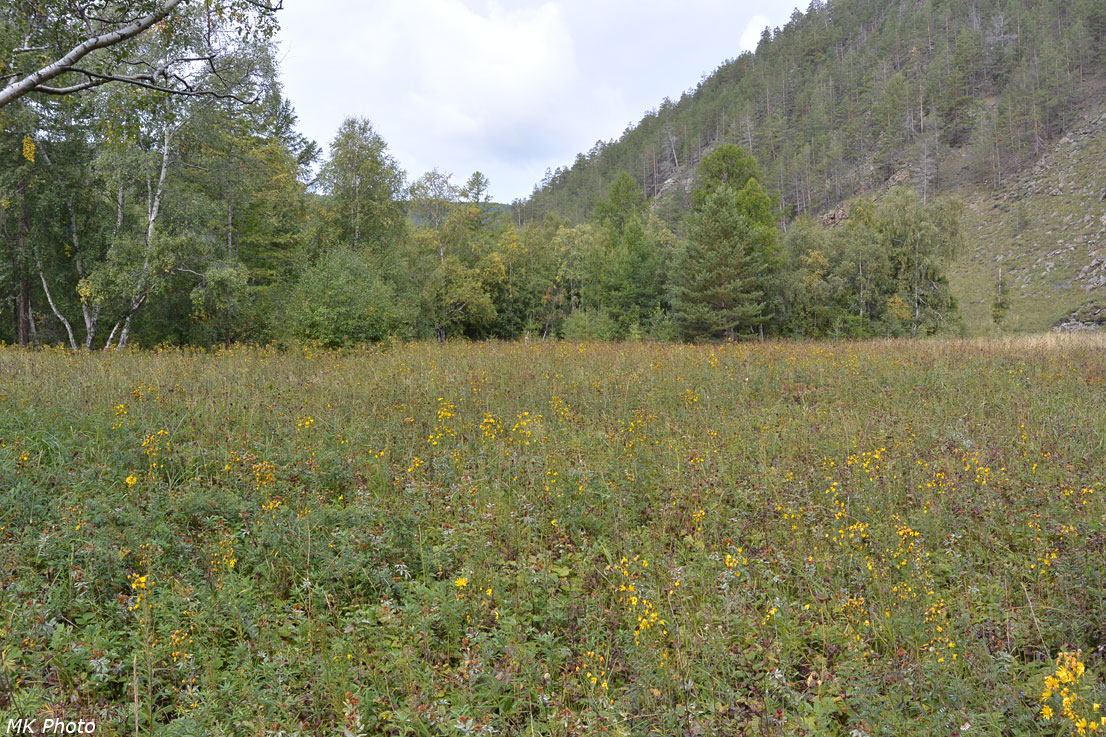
[575,649,610,696]
[260,498,282,518]
[508,411,540,446]
[611,556,667,647]
[169,627,193,664]
[111,403,132,430]
[1039,651,1103,735]
[724,549,747,572]
[480,412,500,438]
[252,460,275,489]
[548,394,573,422]
[141,429,170,472]
[210,534,237,587]
[427,397,457,446]
[127,572,151,611]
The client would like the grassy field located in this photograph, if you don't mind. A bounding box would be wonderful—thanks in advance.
[1,337,1104,736]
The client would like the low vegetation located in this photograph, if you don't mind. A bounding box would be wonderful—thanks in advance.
[2,336,1104,735]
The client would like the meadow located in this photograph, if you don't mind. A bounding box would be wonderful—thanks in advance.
[0,336,1104,736]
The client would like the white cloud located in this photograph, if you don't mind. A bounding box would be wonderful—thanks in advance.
[741,13,773,53]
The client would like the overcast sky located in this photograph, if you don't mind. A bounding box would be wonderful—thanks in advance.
[277,1,801,202]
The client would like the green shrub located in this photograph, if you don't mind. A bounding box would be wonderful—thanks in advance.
[560,307,618,340]
[284,245,406,346]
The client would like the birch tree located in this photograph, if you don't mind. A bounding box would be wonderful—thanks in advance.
[318,118,405,253]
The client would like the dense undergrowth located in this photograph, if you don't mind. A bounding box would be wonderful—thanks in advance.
[1,336,1104,736]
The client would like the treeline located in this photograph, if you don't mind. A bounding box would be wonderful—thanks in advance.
[2,9,966,348]
[521,0,1106,226]
[302,137,963,343]
[4,70,962,346]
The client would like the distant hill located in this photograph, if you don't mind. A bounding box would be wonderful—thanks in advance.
[517,0,1106,333]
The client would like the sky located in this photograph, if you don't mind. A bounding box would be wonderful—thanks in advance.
[277,1,802,202]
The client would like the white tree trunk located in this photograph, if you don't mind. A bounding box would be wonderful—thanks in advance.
[113,124,173,349]
[38,267,79,350]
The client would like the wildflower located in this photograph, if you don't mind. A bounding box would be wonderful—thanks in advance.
[125,474,138,486]
[454,577,468,589]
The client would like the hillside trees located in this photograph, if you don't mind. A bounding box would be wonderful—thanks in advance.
[863,188,963,334]
[539,172,674,338]
[692,144,764,209]
[778,190,962,337]
[523,0,1106,225]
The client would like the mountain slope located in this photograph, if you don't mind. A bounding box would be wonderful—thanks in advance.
[952,98,1106,333]
[517,0,1106,334]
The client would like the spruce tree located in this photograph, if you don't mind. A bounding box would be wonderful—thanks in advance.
[671,182,777,341]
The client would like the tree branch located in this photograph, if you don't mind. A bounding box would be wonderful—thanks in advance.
[0,0,185,108]
[37,67,260,104]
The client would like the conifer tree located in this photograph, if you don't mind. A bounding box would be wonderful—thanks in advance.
[671,182,778,341]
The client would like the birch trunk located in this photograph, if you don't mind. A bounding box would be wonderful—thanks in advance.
[109,124,173,349]
[37,265,79,349]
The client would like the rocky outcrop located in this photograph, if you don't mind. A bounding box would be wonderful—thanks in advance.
[820,202,850,228]
[1053,301,1106,331]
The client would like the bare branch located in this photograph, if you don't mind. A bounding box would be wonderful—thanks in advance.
[37,67,260,104]
[35,78,113,95]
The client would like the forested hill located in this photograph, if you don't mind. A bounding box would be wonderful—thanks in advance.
[518,0,1106,228]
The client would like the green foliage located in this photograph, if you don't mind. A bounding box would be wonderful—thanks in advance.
[319,117,405,253]
[776,190,963,338]
[592,171,645,234]
[599,215,665,333]
[419,255,496,340]
[691,144,763,211]
[0,0,281,108]
[866,188,964,335]
[285,245,405,346]
[560,307,618,340]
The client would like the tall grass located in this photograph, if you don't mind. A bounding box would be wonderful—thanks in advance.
[0,336,1103,735]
